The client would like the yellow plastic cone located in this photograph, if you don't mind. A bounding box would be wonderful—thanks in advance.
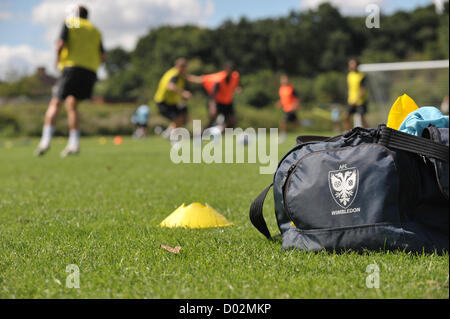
[160,203,233,229]
[387,94,419,130]
[99,137,107,145]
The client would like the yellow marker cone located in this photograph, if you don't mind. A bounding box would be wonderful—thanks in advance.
[99,137,107,145]
[114,136,123,145]
[387,94,419,130]
[160,203,233,229]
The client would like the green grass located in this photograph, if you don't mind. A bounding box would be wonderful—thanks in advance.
[0,135,448,299]
[0,100,338,138]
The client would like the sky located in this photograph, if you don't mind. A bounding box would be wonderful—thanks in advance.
[0,0,443,80]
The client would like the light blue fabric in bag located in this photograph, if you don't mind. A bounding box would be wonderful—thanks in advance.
[399,106,449,136]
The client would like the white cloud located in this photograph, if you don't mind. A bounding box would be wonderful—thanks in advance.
[0,4,13,21]
[32,0,215,50]
[0,0,214,80]
[0,45,54,81]
[0,11,12,21]
[300,0,384,16]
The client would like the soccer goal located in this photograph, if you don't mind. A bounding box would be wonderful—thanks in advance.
[359,60,449,124]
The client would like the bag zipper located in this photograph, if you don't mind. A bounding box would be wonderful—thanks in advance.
[282,146,348,223]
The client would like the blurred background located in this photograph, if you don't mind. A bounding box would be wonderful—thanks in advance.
[0,0,448,137]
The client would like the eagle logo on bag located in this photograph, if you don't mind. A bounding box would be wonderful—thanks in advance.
[328,167,359,209]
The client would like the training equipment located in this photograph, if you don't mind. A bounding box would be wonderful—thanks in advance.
[203,71,227,95]
[387,94,419,129]
[154,67,185,105]
[399,106,449,136]
[250,124,448,253]
[99,137,107,145]
[347,70,368,107]
[58,17,102,73]
[215,71,240,105]
[279,84,299,113]
[359,60,449,73]
[113,136,123,145]
[154,126,164,135]
[359,60,449,124]
[203,126,222,143]
[160,203,233,229]
[202,71,240,104]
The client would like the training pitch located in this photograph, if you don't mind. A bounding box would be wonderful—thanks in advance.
[0,135,448,298]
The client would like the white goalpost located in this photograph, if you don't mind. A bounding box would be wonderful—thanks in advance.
[358,60,449,124]
[359,60,449,72]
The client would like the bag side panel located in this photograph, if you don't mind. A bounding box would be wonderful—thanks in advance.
[285,144,401,230]
[274,142,342,234]
[273,128,379,235]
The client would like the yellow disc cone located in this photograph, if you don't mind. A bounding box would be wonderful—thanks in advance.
[160,203,233,229]
[387,94,419,130]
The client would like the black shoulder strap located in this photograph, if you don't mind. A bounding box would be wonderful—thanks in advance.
[296,135,330,144]
[378,126,449,163]
[249,184,273,240]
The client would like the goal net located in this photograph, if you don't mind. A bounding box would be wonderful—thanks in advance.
[359,60,449,125]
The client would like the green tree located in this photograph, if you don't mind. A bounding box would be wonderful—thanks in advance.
[105,48,131,76]
[95,2,448,106]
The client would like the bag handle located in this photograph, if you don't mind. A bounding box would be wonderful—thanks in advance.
[378,126,449,163]
[249,184,273,240]
[296,135,330,144]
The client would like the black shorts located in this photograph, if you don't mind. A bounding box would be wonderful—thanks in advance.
[284,111,298,123]
[216,103,235,119]
[157,102,188,121]
[347,103,368,115]
[54,67,97,101]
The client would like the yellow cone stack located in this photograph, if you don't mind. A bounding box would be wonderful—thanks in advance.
[160,203,233,229]
[387,94,419,130]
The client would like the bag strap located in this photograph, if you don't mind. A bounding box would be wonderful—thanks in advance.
[249,184,273,240]
[296,135,330,144]
[378,126,449,163]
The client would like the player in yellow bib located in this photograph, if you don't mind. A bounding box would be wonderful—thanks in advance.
[154,58,196,138]
[35,5,104,157]
[344,59,368,131]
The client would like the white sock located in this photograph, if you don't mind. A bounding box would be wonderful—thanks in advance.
[68,130,80,149]
[162,126,174,139]
[354,114,363,128]
[279,132,287,144]
[39,125,53,148]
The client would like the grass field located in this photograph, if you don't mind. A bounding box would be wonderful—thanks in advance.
[0,135,448,299]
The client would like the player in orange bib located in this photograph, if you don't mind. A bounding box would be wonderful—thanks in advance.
[201,62,241,130]
[276,75,300,143]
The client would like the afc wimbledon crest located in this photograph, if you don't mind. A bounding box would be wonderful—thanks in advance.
[328,167,359,209]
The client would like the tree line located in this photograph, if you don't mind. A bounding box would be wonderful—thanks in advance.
[99,2,448,105]
[1,2,448,107]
